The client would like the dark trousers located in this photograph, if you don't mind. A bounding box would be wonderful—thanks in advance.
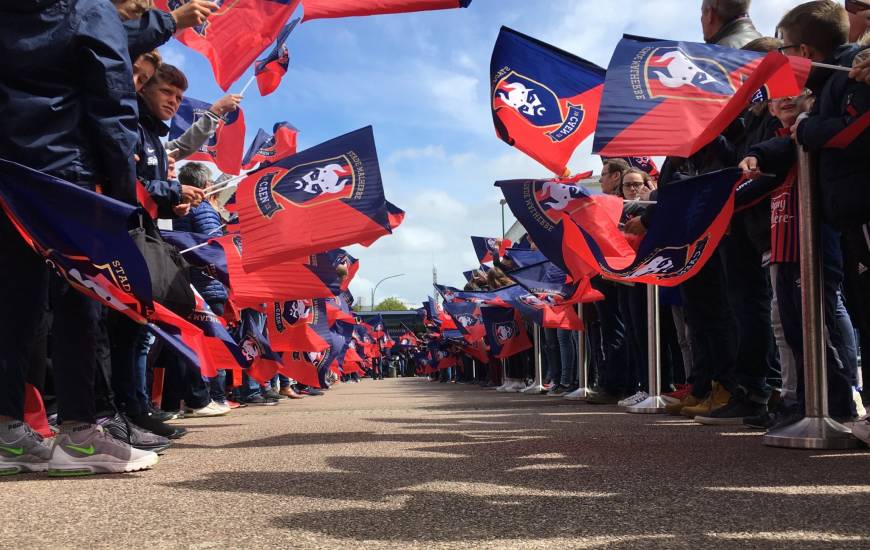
[842,226,870,395]
[0,212,101,423]
[776,263,856,419]
[157,342,211,412]
[682,248,739,399]
[722,226,778,403]
[591,278,629,394]
[617,283,648,393]
[543,328,560,383]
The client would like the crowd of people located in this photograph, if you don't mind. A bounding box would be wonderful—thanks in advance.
[1,0,870,480]
[429,0,870,448]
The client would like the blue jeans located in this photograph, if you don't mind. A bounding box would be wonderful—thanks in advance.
[557,329,577,387]
[134,328,157,412]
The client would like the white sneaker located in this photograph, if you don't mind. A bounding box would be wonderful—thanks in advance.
[850,419,870,445]
[564,387,587,401]
[49,423,158,476]
[0,421,52,476]
[853,387,867,420]
[187,401,231,418]
[618,391,649,407]
[496,379,516,392]
[505,380,526,393]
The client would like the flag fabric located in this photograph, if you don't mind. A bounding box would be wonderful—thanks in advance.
[503,247,547,269]
[471,236,511,264]
[267,298,331,352]
[0,159,154,318]
[161,230,231,287]
[480,307,531,359]
[213,234,343,302]
[187,289,248,377]
[509,261,603,304]
[323,248,359,292]
[241,122,299,170]
[169,96,247,175]
[235,126,391,272]
[280,351,324,387]
[443,301,486,343]
[302,0,470,21]
[499,168,744,286]
[435,284,509,307]
[592,35,811,157]
[254,18,300,96]
[155,0,301,91]
[490,26,605,175]
[236,310,285,384]
[603,156,660,179]
[447,282,582,330]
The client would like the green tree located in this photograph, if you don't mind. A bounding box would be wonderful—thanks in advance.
[374,297,407,311]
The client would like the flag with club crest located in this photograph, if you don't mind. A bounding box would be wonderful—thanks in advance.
[254,17,300,96]
[169,96,246,175]
[480,306,531,359]
[471,235,511,264]
[242,122,299,170]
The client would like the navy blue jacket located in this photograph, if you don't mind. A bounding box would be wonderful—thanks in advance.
[136,97,182,218]
[0,0,139,204]
[750,45,870,230]
[125,9,176,61]
[173,202,228,303]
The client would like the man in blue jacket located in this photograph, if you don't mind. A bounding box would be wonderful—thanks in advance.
[0,0,159,476]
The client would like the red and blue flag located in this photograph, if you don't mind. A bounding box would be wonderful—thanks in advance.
[155,0,301,91]
[241,122,299,170]
[491,26,605,175]
[471,236,511,264]
[169,96,246,175]
[593,35,810,157]
[480,307,531,359]
[236,126,391,272]
[267,298,331,352]
[302,0,470,21]
[254,17,300,96]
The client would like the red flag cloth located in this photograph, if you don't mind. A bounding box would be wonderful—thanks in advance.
[279,351,322,387]
[302,0,470,21]
[214,235,338,302]
[136,180,159,220]
[267,299,330,352]
[151,303,216,377]
[254,18,299,96]
[235,127,391,272]
[153,0,301,91]
[169,97,247,175]
[593,37,811,157]
[241,122,299,170]
[23,384,52,438]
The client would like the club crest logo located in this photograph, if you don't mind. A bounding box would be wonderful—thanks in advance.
[240,336,261,362]
[456,314,477,328]
[493,71,586,142]
[517,293,551,309]
[494,321,515,344]
[485,238,498,251]
[282,299,312,326]
[534,180,590,223]
[276,46,290,70]
[400,338,410,346]
[254,155,356,218]
[643,47,735,101]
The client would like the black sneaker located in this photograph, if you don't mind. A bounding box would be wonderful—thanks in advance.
[548,385,569,396]
[147,407,177,422]
[97,414,171,454]
[129,413,187,439]
[264,389,285,400]
[743,403,796,430]
[695,398,766,425]
[242,395,278,406]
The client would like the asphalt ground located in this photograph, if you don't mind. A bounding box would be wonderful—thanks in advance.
[2,377,869,549]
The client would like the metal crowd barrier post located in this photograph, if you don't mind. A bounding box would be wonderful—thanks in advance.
[627,285,668,413]
[522,324,545,393]
[565,305,588,400]
[763,149,859,449]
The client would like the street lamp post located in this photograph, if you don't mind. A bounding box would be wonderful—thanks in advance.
[499,198,507,238]
[371,273,405,311]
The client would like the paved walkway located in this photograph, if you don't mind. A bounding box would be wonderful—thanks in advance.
[3,378,870,549]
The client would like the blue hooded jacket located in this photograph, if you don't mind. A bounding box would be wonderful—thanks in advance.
[0,0,139,204]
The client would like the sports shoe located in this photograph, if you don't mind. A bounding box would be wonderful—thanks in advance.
[662,384,691,404]
[147,407,178,422]
[279,386,303,399]
[189,401,231,417]
[584,389,621,404]
[743,403,799,430]
[849,418,870,445]
[695,398,766,425]
[301,387,324,396]
[225,399,245,409]
[129,413,187,439]
[49,423,158,476]
[681,382,731,418]
[666,393,700,415]
[265,388,285,400]
[0,421,52,476]
[547,384,569,396]
[618,391,649,407]
[241,395,278,406]
[96,413,171,454]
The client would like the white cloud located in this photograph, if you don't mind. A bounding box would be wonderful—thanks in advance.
[158,44,188,71]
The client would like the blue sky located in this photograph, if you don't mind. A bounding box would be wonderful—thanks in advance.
[160,0,803,308]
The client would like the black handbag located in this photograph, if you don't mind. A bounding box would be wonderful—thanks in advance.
[130,216,195,317]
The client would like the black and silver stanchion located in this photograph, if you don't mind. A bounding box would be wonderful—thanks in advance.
[763,149,859,449]
[566,304,588,400]
[522,324,545,393]
[627,285,668,413]
[471,359,476,380]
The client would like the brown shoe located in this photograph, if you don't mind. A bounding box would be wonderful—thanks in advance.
[279,387,303,399]
[666,394,701,416]
[681,382,732,418]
